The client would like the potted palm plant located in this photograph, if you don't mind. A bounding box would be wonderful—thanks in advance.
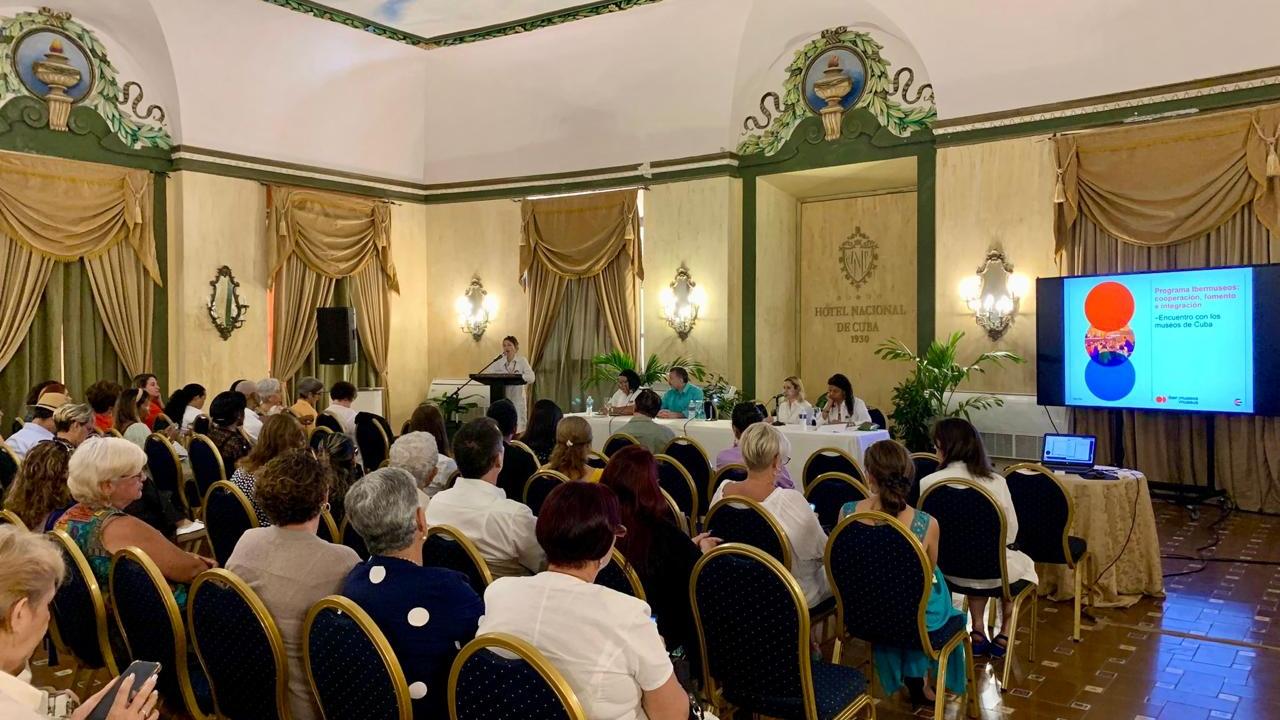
[874,331,1024,452]
[582,351,708,391]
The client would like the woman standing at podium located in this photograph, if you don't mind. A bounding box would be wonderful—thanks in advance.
[485,336,536,431]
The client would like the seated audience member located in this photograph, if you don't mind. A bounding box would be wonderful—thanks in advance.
[234,379,263,441]
[3,441,73,532]
[715,403,793,489]
[607,369,642,416]
[712,423,831,608]
[840,439,966,705]
[342,468,484,719]
[52,403,94,450]
[313,431,360,525]
[230,414,307,527]
[256,378,285,417]
[84,380,121,434]
[227,449,359,720]
[519,399,563,463]
[113,389,152,448]
[206,391,252,470]
[402,404,458,482]
[290,376,324,429]
[323,381,359,440]
[425,418,544,579]
[770,375,813,425]
[486,398,518,443]
[162,383,206,430]
[546,416,600,482]
[601,446,719,655]
[488,399,526,499]
[20,381,65,424]
[389,431,440,510]
[55,437,212,606]
[6,393,67,461]
[919,417,1037,659]
[821,373,872,426]
[0,526,161,720]
[657,366,704,419]
[478,482,690,720]
[623,390,676,455]
[133,373,164,429]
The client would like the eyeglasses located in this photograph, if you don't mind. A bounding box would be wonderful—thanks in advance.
[119,472,145,484]
[614,524,628,539]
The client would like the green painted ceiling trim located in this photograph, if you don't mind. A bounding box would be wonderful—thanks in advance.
[421,161,740,204]
[260,0,663,49]
[0,97,171,171]
[170,156,424,202]
[151,174,169,391]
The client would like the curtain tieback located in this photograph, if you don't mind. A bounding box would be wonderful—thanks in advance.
[1053,167,1067,203]
[1252,118,1280,177]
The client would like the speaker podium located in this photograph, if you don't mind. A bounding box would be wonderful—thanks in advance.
[469,373,526,406]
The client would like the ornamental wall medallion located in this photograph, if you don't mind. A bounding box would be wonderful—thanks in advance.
[839,227,878,292]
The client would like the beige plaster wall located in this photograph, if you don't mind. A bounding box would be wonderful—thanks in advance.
[384,202,432,427]
[755,179,799,398]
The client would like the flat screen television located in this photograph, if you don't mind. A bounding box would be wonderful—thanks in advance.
[1036,264,1280,415]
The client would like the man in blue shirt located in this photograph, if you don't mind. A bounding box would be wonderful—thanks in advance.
[658,367,704,418]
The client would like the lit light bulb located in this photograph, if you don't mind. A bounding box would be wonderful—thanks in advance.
[996,295,1014,314]
[1007,273,1030,299]
[481,294,498,315]
[959,275,981,301]
[689,285,707,308]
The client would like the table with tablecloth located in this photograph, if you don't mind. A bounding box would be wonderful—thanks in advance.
[573,414,890,479]
[1034,469,1164,608]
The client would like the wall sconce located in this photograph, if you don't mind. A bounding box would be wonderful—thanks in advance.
[959,249,1029,341]
[455,277,497,342]
[658,265,706,340]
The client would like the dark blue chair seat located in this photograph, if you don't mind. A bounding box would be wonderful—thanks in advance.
[927,613,968,652]
[705,499,789,567]
[305,597,410,720]
[727,663,867,720]
[948,578,1035,599]
[451,634,585,719]
[423,526,493,595]
[189,570,288,720]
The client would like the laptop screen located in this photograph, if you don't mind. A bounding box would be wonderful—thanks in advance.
[1041,434,1096,466]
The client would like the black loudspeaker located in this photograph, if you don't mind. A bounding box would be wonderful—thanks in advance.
[316,307,357,365]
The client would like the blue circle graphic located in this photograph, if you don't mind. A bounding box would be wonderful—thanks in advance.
[1084,357,1135,401]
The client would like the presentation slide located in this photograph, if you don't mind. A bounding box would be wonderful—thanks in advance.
[1062,268,1255,413]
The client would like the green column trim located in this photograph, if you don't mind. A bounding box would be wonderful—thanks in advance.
[741,177,757,399]
[152,173,168,391]
[915,147,937,352]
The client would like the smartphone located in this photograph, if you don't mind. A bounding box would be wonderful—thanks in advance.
[86,660,161,720]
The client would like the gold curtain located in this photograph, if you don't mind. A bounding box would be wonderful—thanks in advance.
[267,186,397,382]
[520,189,642,368]
[0,150,160,376]
[1054,106,1280,254]
[0,234,52,371]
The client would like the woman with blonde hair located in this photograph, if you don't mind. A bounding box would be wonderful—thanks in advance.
[3,441,73,531]
[546,416,599,482]
[230,413,307,527]
[771,375,813,425]
[0,526,161,719]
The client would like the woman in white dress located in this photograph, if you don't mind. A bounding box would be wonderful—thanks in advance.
[606,369,642,416]
[918,417,1037,659]
[711,423,831,608]
[771,375,814,425]
[821,373,872,426]
[484,336,536,432]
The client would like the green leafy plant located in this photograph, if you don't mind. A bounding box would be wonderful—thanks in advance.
[582,351,707,392]
[874,331,1024,452]
[428,390,482,425]
[703,374,741,420]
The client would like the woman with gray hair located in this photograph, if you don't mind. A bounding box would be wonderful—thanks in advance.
[341,467,483,718]
[388,431,441,510]
[290,376,324,429]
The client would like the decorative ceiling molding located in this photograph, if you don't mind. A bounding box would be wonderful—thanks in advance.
[259,0,664,49]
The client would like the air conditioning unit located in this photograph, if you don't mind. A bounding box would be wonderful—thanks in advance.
[950,393,1067,461]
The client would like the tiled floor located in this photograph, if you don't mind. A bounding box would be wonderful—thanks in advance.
[857,498,1280,719]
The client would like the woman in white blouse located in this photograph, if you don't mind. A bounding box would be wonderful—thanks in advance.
[821,373,872,426]
[711,423,831,608]
[771,375,813,425]
[484,336,536,431]
[606,369,642,416]
[918,417,1037,659]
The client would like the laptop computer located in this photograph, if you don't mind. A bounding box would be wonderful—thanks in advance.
[1040,433,1097,473]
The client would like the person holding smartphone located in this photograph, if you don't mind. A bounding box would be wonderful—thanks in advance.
[0,525,160,719]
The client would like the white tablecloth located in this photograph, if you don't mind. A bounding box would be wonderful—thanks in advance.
[573,414,890,478]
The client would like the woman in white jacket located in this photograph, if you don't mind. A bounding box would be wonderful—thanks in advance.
[484,336,536,432]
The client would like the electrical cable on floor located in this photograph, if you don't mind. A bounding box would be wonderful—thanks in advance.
[1093,473,1142,582]
[1159,498,1247,577]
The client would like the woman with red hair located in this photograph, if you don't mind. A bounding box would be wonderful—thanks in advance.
[600,446,719,657]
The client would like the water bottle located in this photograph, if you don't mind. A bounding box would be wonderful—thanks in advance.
[585,396,595,415]
[573,396,582,413]
[687,399,698,419]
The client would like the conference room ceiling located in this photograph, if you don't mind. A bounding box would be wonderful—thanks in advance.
[314,0,620,41]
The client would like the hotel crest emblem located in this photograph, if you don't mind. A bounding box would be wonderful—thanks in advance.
[839,227,878,291]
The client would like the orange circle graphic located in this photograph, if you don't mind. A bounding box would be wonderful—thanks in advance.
[1084,281,1135,332]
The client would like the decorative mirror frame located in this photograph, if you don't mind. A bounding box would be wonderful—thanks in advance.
[659,265,704,340]
[207,266,249,341]
[961,249,1025,341]
[457,276,495,342]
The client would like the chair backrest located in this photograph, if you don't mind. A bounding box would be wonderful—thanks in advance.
[594,548,647,600]
[919,479,1013,595]
[1004,462,1074,565]
[803,472,870,529]
[310,425,336,444]
[423,525,494,595]
[304,595,412,720]
[0,443,19,496]
[110,547,211,719]
[659,488,690,536]
[655,454,698,522]
[315,413,342,433]
[801,447,865,487]
[523,469,569,516]
[188,435,227,503]
[106,428,123,438]
[144,433,191,516]
[908,452,940,506]
[602,432,637,457]
[704,497,791,568]
[868,407,888,429]
[691,544,815,716]
[47,530,118,676]
[663,437,713,515]
[188,570,289,720]
[500,441,541,502]
[449,633,587,720]
[339,516,370,559]
[0,508,24,529]
[203,481,257,568]
[709,464,747,507]
[586,450,608,469]
[355,412,392,470]
[317,510,340,544]
[825,512,933,656]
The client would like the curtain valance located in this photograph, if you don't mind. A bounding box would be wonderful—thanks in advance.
[269,187,399,291]
[1054,106,1280,254]
[520,189,643,280]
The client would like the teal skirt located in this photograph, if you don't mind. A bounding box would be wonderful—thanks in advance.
[873,566,967,696]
